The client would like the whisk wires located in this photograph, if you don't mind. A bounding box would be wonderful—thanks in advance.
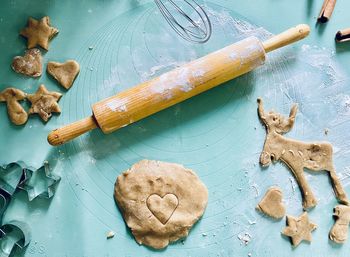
[154,0,212,43]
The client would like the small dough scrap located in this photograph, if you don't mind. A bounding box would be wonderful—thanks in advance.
[256,186,285,219]
[27,84,62,122]
[114,160,208,249]
[282,212,317,247]
[0,88,28,125]
[11,48,42,77]
[47,60,80,89]
[20,16,58,50]
[329,204,350,244]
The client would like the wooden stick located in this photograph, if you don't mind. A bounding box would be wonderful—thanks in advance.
[318,0,337,23]
[47,24,310,146]
[336,28,350,43]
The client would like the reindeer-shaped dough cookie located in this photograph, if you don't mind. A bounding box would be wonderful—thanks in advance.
[257,98,349,209]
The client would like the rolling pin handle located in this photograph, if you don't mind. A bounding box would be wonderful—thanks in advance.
[47,116,98,146]
[262,24,310,53]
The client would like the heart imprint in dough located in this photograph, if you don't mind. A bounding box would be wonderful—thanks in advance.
[146,194,179,225]
[47,60,80,89]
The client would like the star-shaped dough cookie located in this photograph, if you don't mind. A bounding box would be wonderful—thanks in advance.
[20,16,59,50]
[282,212,317,247]
[27,84,62,122]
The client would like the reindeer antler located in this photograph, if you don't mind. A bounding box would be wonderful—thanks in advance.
[257,98,266,122]
[277,104,298,133]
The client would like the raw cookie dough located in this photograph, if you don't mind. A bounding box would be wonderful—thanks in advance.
[114,160,208,249]
[257,98,349,209]
[256,186,285,219]
[11,48,42,77]
[47,60,80,89]
[0,88,28,125]
[282,212,317,247]
[20,16,58,50]
[27,84,62,122]
[329,205,350,244]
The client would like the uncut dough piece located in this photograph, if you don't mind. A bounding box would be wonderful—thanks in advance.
[114,160,208,249]
[256,186,286,219]
[47,60,80,89]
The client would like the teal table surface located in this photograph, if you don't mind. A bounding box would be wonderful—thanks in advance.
[1,0,350,256]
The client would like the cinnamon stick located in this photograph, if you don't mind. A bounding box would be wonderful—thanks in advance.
[335,28,350,43]
[318,0,337,23]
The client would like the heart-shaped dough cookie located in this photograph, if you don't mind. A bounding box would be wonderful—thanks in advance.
[47,60,80,89]
[256,186,286,219]
[147,194,178,224]
[11,48,42,77]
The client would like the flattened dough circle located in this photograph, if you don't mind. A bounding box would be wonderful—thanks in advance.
[114,160,208,249]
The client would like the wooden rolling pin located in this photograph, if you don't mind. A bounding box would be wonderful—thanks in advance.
[48,24,310,146]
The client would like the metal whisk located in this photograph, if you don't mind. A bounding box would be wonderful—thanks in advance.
[154,0,212,43]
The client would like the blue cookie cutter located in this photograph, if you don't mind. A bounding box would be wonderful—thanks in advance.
[0,163,24,196]
[0,221,31,257]
[0,161,60,256]
[18,161,61,201]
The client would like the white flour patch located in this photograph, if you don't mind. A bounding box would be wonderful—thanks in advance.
[106,98,128,112]
[237,232,252,245]
[149,66,194,98]
[192,69,206,78]
[140,61,185,82]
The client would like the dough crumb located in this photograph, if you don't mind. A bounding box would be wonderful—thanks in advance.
[324,128,329,135]
[106,231,115,239]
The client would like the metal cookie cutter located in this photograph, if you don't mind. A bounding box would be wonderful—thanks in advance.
[18,161,61,201]
[0,221,31,257]
[0,163,24,196]
[0,191,11,223]
[0,161,60,256]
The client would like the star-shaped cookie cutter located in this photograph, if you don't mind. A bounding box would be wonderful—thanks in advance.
[18,161,61,201]
[0,220,31,257]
